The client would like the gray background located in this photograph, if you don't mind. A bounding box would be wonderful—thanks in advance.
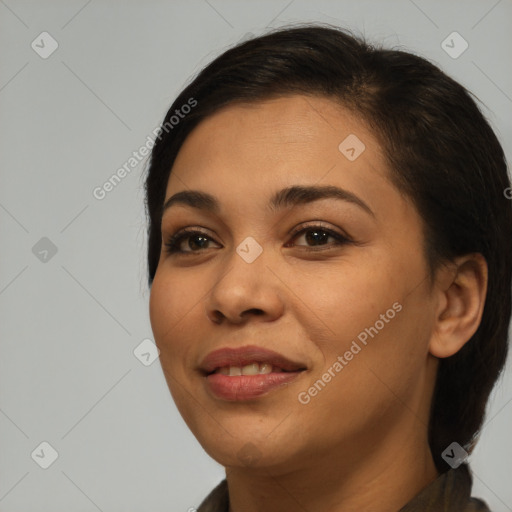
[1,0,511,511]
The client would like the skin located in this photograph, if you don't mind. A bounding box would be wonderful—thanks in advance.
[149,95,488,512]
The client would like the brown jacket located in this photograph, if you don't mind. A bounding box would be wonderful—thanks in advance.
[197,463,491,511]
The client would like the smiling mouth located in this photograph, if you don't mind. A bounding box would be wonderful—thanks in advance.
[204,365,307,401]
[209,362,305,376]
[199,344,308,384]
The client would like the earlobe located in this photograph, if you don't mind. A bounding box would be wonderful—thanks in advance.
[429,253,488,359]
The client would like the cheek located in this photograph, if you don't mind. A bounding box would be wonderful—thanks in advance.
[317,290,432,410]
[149,278,172,341]
[149,275,198,407]
[296,257,429,398]
[296,309,428,447]
[149,273,195,352]
[299,261,395,343]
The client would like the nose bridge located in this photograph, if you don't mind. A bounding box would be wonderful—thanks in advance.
[204,235,283,323]
[221,231,270,283]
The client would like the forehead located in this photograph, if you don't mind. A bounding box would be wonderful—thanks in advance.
[165,95,391,210]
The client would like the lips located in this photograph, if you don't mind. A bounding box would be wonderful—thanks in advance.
[199,345,307,375]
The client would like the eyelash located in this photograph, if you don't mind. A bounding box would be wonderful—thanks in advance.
[163,223,352,255]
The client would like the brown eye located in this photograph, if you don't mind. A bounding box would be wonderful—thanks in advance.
[164,229,219,254]
[286,224,351,251]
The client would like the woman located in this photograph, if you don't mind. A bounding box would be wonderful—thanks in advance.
[144,24,511,511]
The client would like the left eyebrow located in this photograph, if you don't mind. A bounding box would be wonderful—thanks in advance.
[162,184,375,218]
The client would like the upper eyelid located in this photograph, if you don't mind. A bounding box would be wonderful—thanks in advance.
[290,221,348,235]
[165,221,345,237]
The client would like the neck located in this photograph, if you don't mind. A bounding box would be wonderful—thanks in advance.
[225,417,439,512]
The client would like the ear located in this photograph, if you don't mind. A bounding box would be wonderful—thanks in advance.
[429,253,488,358]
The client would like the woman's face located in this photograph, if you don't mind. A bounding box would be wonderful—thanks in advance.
[149,95,440,472]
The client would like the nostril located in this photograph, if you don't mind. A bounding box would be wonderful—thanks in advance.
[207,309,224,324]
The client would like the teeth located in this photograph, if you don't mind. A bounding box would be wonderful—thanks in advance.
[240,363,259,375]
[214,363,281,376]
[259,363,273,374]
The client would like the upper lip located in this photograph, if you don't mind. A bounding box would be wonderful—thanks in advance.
[199,345,307,375]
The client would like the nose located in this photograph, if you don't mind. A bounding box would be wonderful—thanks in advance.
[204,247,285,325]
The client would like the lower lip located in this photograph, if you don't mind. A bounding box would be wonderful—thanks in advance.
[205,371,304,401]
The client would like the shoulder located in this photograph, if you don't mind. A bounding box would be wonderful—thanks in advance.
[196,479,229,512]
[399,463,492,511]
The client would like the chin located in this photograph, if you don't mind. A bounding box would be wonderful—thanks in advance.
[194,423,303,470]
